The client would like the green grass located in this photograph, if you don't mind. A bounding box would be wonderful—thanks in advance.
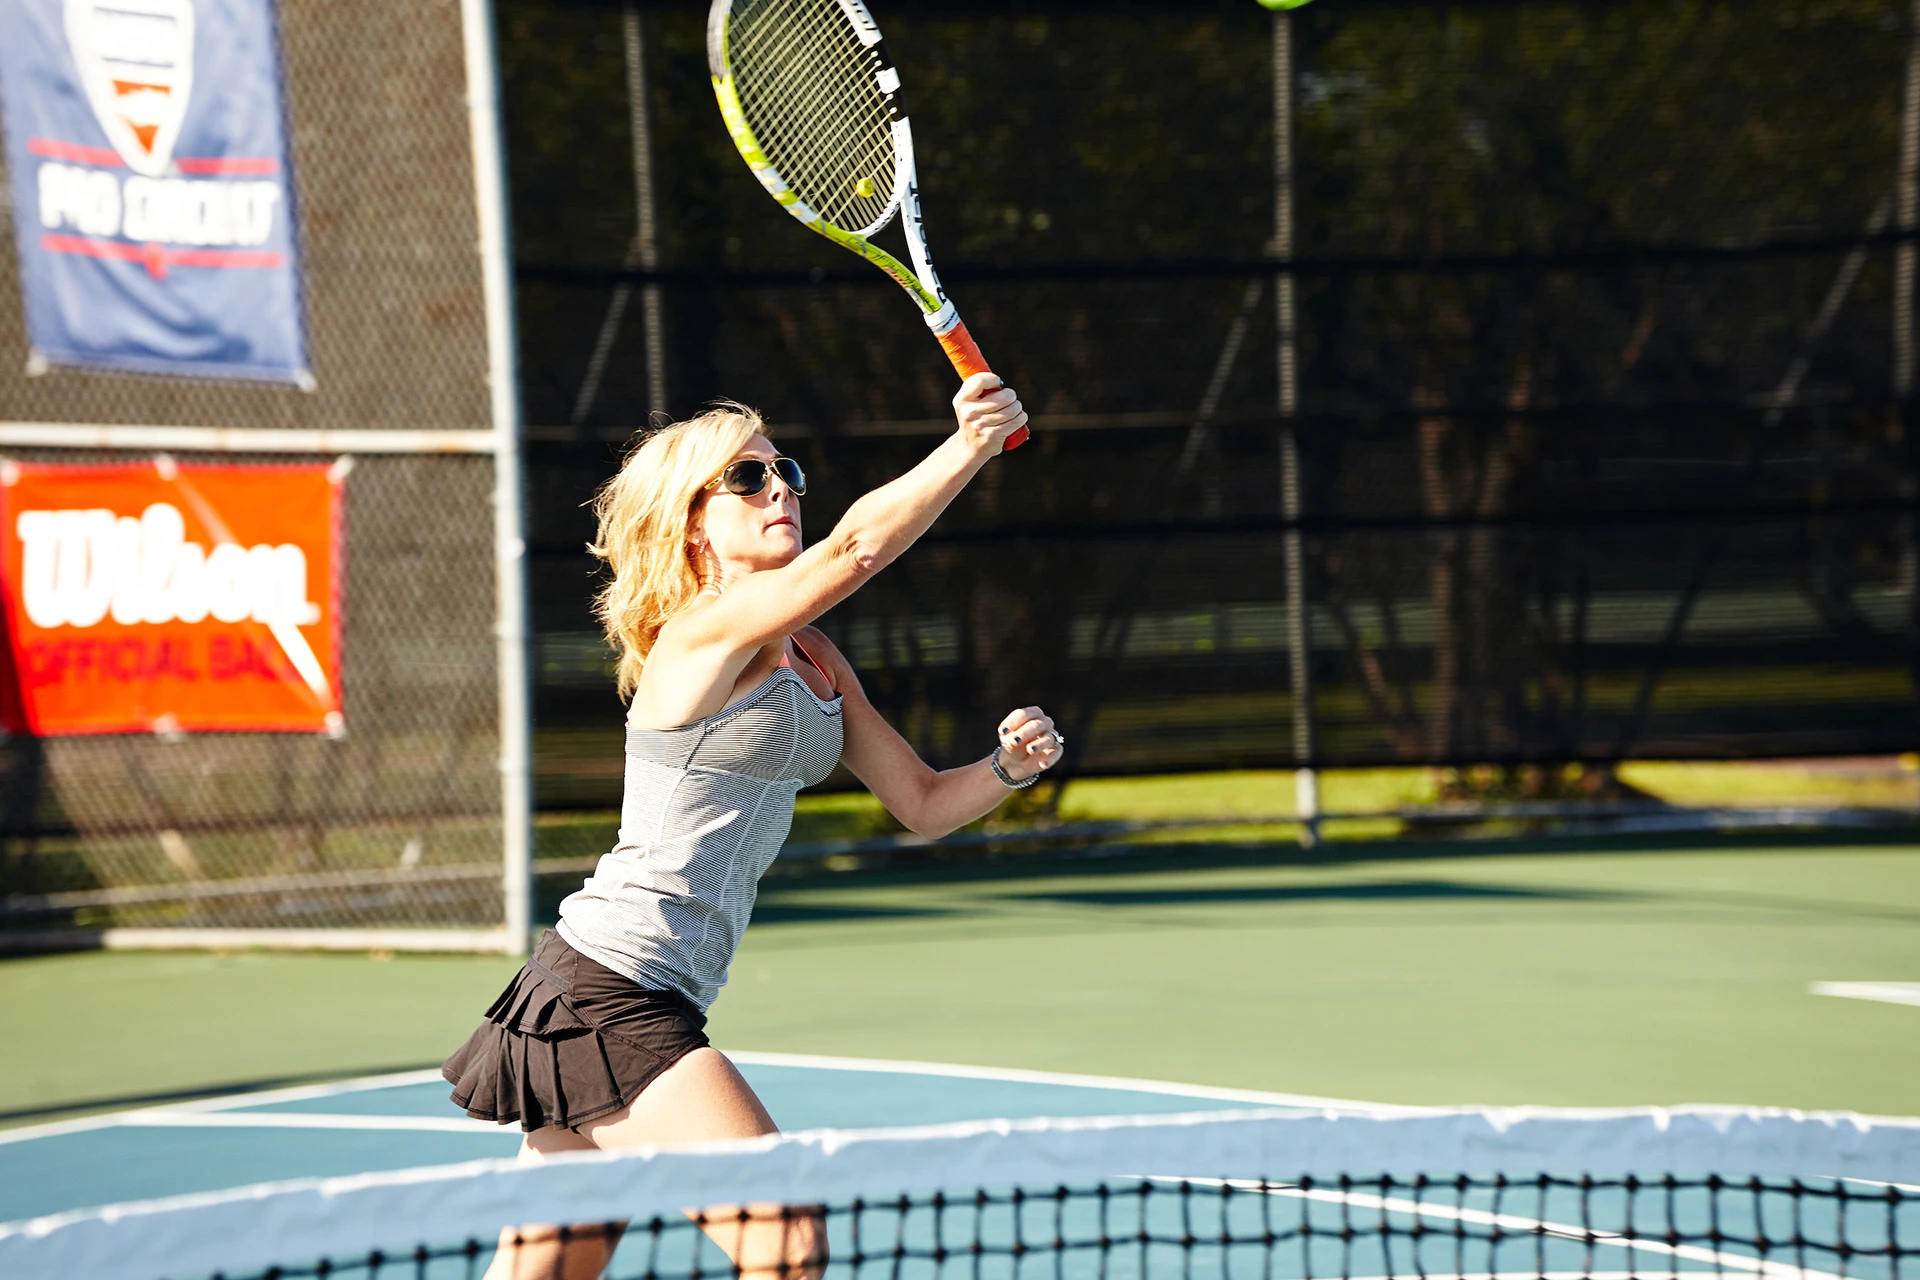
[5,837,1916,1126]
[1619,759,1920,809]
[1051,768,1435,822]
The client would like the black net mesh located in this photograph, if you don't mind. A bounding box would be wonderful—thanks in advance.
[509,0,1920,800]
[0,0,507,936]
[177,1174,1920,1280]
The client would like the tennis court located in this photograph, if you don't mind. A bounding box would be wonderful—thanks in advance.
[7,837,1916,1130]
[2,834,1915,1277]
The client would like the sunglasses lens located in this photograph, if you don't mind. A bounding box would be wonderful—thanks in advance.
[723,460,768,495]
[719,457,805,497]
[775,458,807,496]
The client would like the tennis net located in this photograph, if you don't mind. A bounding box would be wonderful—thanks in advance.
[3,1107,1914,1280]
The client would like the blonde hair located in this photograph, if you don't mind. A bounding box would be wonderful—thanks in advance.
[590,403,764,698]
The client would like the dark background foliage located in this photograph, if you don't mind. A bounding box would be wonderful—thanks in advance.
[501,0,1920,808]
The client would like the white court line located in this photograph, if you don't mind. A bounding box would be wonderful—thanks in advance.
[1183,1179,1843,1280]
[0,1069,448,1146]
[0,1053,1418,1147]
[725,1050,1424,1114]
[124,1112,504,1135]
[159,1068,451,1113]
[1811,981,1920,1008]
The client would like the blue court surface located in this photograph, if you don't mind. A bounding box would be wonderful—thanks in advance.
[0,1052,1378,1226]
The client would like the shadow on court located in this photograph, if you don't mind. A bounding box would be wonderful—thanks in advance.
[0,1066,445,1126]
[1010,879,1631,908]
[748,901,953,924]
[757,827,1920,892]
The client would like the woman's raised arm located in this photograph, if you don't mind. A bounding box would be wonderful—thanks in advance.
[670,374,1026,656]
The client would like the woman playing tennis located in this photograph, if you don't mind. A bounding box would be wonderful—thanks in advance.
[443,374,1060,1280]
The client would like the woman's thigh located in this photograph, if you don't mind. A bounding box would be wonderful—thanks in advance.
[578,1047,823,1279]
[488,1126,617,1280]
[521,1123,599,1160]
[576,1046,777,1148]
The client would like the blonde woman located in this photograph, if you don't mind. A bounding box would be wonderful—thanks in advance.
[443,375,1061,1279]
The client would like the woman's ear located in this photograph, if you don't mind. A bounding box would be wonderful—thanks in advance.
[685,507,715,582]
[686,500,708,551]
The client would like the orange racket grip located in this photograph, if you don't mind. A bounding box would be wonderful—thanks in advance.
[936,320,1030,451]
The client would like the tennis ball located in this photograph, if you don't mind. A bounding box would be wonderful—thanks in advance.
[854,176,877,198]
[1256,0,1314,8]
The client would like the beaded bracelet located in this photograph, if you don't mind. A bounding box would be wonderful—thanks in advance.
[988,751,1040,789]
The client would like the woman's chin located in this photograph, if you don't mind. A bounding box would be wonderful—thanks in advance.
[754,532,802,567]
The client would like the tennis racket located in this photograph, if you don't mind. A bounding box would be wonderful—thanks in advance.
[707,0,1030,450]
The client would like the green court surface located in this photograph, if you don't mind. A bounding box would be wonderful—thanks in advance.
[4,836,1917,1127]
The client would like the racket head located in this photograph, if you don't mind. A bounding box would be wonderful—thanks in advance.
[708,0,1031,451]
[708,0,909,242]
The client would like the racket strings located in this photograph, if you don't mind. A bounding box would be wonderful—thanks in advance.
[728,0,899,233]
[736,4,892,223]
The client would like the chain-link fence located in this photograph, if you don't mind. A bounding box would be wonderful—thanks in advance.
[7,0,1912,939]
[510,0,1920,808]
[0,0,521,947]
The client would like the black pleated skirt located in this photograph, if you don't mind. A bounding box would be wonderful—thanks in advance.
[442,929,711,1133]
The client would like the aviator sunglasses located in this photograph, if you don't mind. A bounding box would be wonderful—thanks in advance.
[711,456,807,498]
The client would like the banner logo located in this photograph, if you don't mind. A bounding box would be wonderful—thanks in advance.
[0,461,343,737]
[0,0,311,383]
[64,0,195,177]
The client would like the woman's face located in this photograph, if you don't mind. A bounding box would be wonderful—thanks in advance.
[692,434,803,577]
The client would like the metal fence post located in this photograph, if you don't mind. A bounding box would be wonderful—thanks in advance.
[1274,10,1318,846]
[461,0,533,956]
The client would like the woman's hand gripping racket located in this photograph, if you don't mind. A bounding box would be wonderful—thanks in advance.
[708,0,1030,451]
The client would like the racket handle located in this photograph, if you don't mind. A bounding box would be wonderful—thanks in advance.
[936,320,1031,451]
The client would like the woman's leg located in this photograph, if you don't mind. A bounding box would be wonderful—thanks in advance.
[578,1047,827,1280]
[483,1125,627,1280]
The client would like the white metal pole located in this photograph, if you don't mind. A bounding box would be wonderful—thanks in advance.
[1274,10,1318,847]
[460,0,533,956]
[625,4,669,419]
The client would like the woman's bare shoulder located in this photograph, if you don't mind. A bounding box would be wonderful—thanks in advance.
[792,624,841,663]
[629,601,756,728]
[656,592,722,641]
[793,625,865,696]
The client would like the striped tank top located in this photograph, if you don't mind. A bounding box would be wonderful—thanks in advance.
[556,644,844,1010]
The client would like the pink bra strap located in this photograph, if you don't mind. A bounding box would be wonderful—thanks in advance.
[787,635,835,690]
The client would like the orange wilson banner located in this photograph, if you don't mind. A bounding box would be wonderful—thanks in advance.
[0,460,342,736]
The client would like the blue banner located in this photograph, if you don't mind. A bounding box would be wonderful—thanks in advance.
[0,0,310,385]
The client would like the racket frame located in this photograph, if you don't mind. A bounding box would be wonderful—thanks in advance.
[708,0,1022,445]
